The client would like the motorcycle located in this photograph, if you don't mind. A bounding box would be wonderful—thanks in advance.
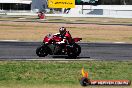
[36,33,82,58]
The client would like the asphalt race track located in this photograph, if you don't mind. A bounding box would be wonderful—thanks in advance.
[0,41,132,60]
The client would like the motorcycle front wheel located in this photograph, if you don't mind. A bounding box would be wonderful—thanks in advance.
[36,45,48,57]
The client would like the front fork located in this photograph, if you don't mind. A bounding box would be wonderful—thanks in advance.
[41,42,53,55]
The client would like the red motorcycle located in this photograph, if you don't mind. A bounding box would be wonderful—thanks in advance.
[36,33,82,58]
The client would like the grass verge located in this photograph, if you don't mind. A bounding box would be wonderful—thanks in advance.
[0,61,131,88]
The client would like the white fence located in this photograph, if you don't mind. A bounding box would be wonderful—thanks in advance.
[68,5,132,18]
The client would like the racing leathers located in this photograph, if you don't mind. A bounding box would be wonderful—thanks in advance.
[54,31,72,45]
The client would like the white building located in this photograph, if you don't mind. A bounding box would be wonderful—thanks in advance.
[32,0,47,12]
[0,0,132,18]
[31,0,132,18]
[68,5,132,18]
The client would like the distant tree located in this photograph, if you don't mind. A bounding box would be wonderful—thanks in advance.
[100,0,128,5]
[120,0,126,5]
[112,0,120,4]
[76,0,132,5]
[121,0,132,5]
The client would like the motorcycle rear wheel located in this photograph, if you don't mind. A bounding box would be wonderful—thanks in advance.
[74,43,81,56]
[67,43,81,58]
[36,46,48,57]
[68,53,77,59]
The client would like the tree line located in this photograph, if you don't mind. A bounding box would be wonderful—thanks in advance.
[100,0,132,5]
[75,0,132,5]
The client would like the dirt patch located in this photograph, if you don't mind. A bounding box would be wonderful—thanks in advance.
[0,21,132,43]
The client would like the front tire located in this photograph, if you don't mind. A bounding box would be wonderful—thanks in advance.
[36,45,48,57]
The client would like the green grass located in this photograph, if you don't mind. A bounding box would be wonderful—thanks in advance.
[0,61,132,87]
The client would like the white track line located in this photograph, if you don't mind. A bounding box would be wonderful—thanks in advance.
[114,42,126,44]
[0,40,128,44]
[0,40,19,42]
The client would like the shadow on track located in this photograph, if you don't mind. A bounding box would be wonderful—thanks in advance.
[52,55,90,59]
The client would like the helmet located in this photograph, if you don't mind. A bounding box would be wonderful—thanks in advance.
[59,27,66,34]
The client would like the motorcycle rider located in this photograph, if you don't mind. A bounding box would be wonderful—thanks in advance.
[53,27,73,54]
[54,27,72,44]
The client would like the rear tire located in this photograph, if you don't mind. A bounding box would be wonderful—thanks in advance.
[67,53,77,59]
[67,43,81,59]
[67,46,77,59]
[74,44,81,56]
[36,45,48,57]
